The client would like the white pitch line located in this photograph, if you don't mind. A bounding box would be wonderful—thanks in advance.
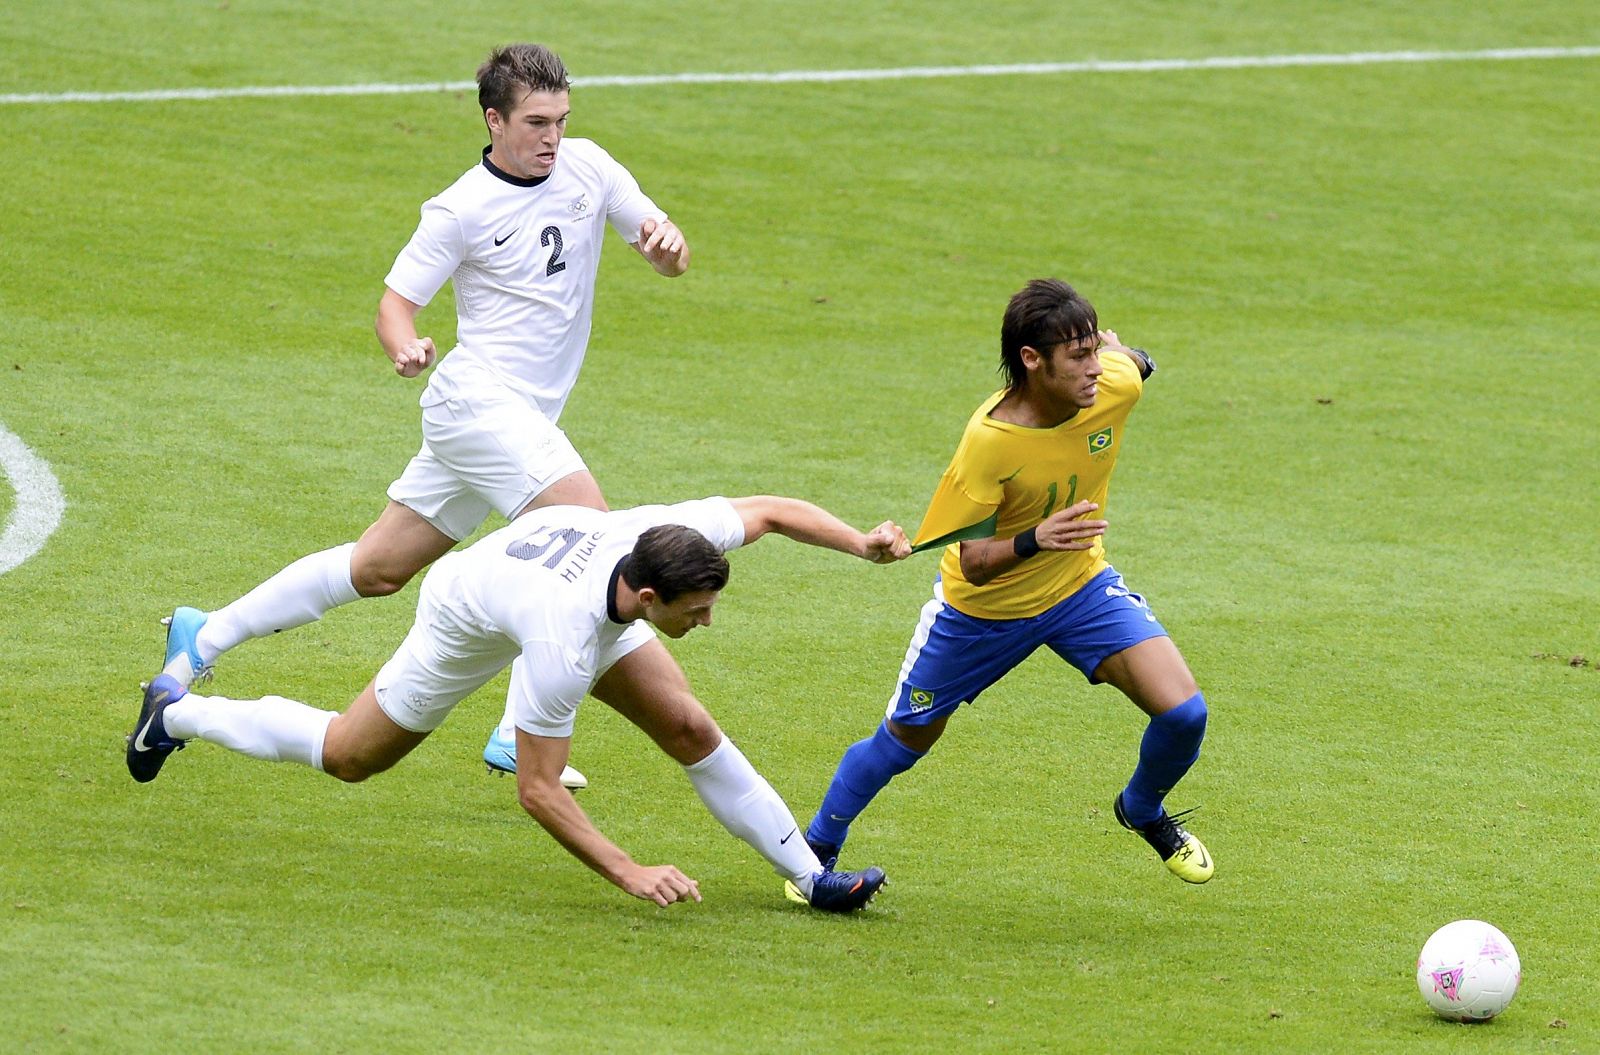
[0,424,66,576]
[1,46,1596,105]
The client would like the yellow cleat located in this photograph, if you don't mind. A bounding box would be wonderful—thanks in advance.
[1114,792,1214,884]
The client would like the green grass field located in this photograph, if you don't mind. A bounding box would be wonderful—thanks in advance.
[3,3,1597,1052]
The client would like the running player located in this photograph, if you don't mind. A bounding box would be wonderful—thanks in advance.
[799,278,1214,886]
[158,44,689,788]
[130,495,908,911]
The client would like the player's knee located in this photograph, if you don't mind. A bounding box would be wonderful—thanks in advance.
[321,750,376,784]
[1159,692,1207,738]
[349,554,414,597]
[660,704,721,763]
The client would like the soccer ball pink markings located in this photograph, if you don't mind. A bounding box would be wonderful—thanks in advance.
[1415,919,1522,1022]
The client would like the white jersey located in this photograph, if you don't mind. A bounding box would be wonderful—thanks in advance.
[383,138,665,420]
[424,497,746,737]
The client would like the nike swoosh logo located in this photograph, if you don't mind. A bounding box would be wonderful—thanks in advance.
[132,688,171,751]
[999,466,1024,484]
[780,828,797,845]
[493,228,519,246]
[829,814,850,822]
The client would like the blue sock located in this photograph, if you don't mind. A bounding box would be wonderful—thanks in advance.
[806,721,925,851]
[1119,692,1207,826]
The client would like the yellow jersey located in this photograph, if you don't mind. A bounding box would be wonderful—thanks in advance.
[911,349,1144,619]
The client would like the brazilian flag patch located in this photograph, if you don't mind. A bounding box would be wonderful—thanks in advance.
[908,689,935,712]
[1088,427,1114,453]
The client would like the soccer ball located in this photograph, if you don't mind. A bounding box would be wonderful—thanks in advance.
[1415,919,1521,1021]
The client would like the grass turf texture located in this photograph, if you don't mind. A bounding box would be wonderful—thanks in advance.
[2,3,1597,1052]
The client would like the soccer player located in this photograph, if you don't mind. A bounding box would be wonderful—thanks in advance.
[157,44,690,788]
[129,495,909,911]
[799,279,1214,885]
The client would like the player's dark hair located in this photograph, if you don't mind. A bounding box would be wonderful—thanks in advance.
[623,525,730,604]
[999,278,1099,390]
[477,44,571,115]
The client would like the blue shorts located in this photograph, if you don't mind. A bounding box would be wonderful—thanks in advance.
[886,566,1168,726]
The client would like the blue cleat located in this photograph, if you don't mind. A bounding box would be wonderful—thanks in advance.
[126,675,188,783]
[161,606,212,686]
[482,727,589,790]
[784,866,887,912]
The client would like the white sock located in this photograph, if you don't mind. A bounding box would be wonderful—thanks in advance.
[683,737,821,893]
[196,543,360,663]
[163,692,337,770]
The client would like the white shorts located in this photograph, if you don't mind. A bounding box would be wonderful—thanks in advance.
[373,565,656,735]
[373,574,520,732]
[387,377,588,542]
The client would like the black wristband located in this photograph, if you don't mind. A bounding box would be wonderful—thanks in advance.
[1013,527,1041,559]
[1129,347,1156,380]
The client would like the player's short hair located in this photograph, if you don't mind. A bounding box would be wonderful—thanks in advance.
[623,525,730,604]
[477,44,571,115]
[999,278,1099,389]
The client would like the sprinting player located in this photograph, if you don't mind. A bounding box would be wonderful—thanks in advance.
[157,43,691,788]
[799,279,1214,885]
[130,496,908,911]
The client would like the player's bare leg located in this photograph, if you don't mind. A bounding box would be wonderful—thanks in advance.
[350,501,458,597]
[318,680,431,782]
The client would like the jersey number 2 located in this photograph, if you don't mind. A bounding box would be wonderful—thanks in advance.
[541,226,567,276]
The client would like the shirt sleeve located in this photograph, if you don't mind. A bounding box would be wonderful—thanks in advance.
[911,433,1005,552]
[599,150,667,244]
[509,639,592,739]
[383,198,466,307]
[665,497,747,552]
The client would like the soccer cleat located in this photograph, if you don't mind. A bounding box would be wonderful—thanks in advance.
[126,675,189,783]
[1114,791,1214,884]
[783,866,887,912]
[161,606,213,686]
[481,727,588,790]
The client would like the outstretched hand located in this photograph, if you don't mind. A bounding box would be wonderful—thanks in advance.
[620,863,702,907]
[637,218,689,276]
[862,520,912,563]
[1034,501,1107,551]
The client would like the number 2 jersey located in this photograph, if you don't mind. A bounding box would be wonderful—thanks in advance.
[910,350,1146,620]
[383,139,667,421]
[420,498,746,739]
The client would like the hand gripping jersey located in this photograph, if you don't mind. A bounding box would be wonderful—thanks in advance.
[910,350,1145,620]
[383,139,666,420]
[422,498,745,737]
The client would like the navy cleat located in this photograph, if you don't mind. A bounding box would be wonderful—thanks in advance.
[482,727,589,790]
[126,675,188,783]
[784,866,887,912]
[161,606,212,686]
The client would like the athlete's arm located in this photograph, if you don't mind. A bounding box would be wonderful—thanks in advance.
[515,728,701,906]
[375,287,437,378]
[958,500,1107,586]
[730,496,910,563]
[632,217,690,277]
[1099,329,1156,380]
